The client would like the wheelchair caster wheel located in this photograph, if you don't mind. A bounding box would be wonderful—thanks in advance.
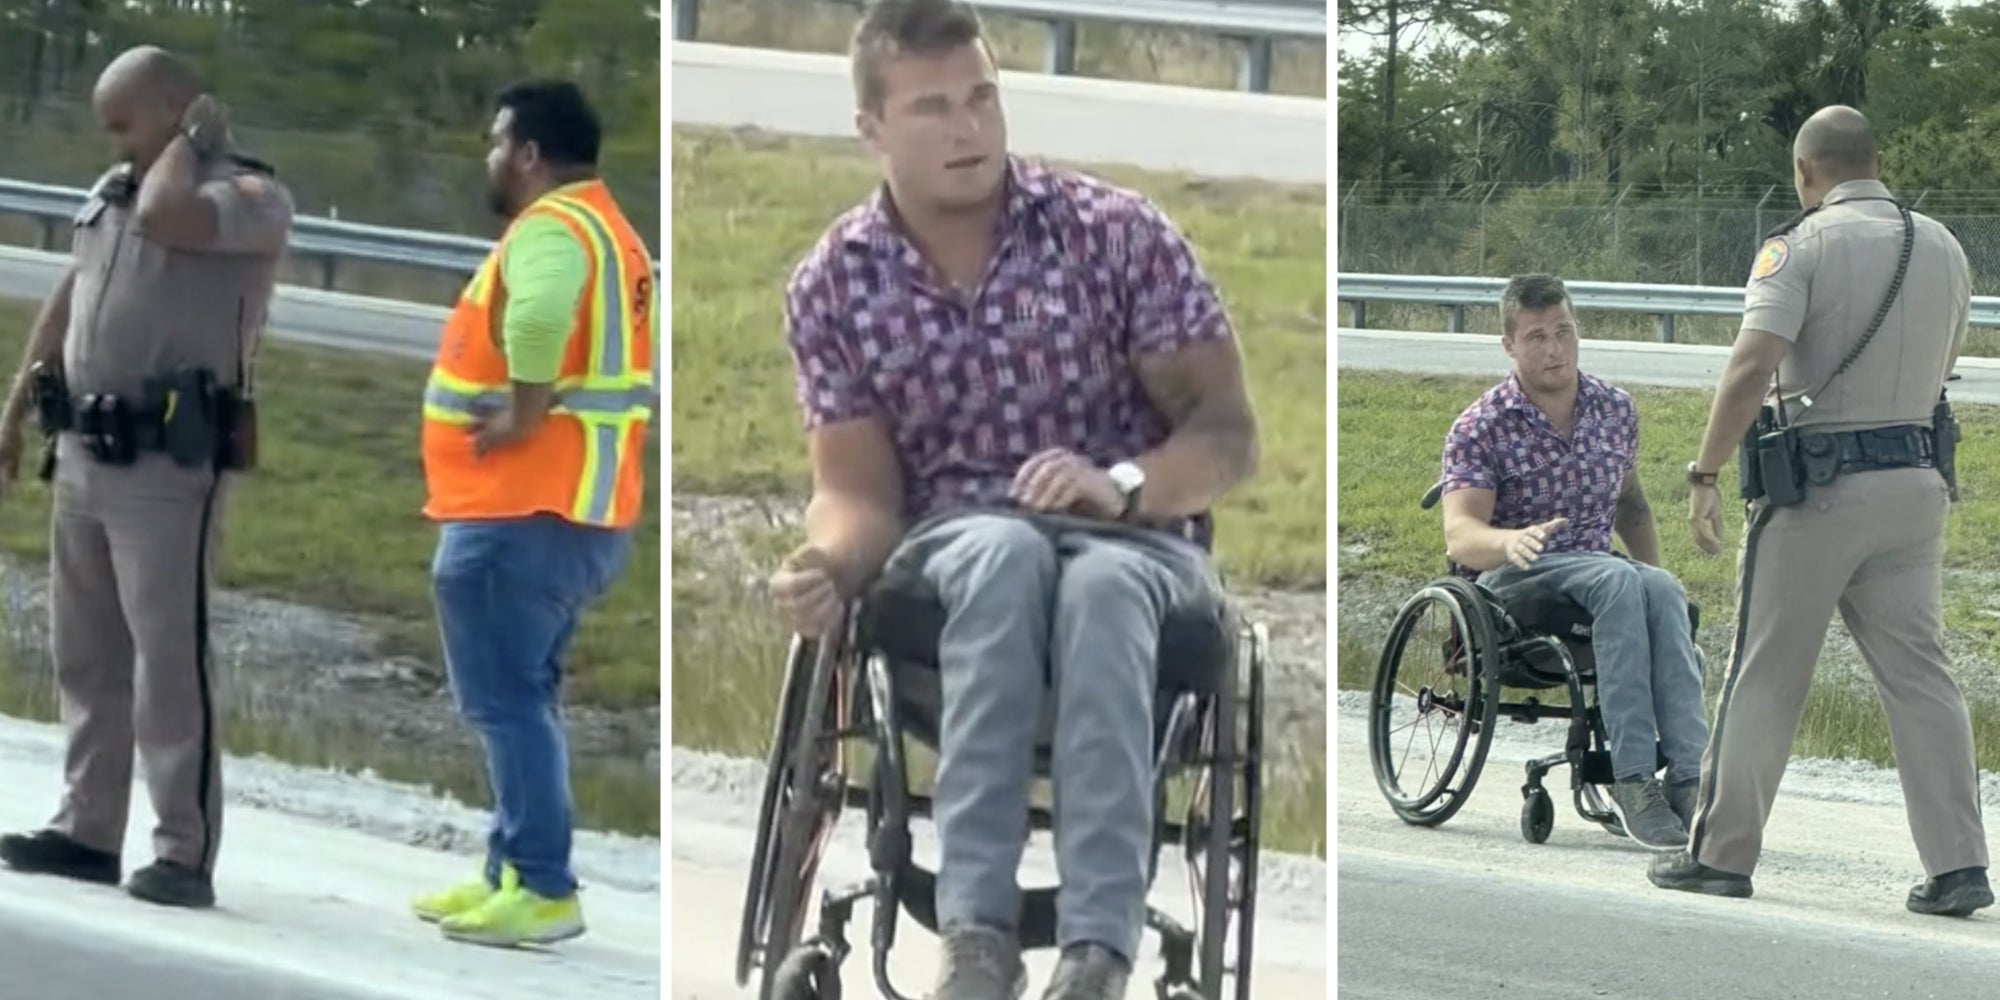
[1157,986,1207,1000]
[770,940,842,1000]
[1521,786,1554,844]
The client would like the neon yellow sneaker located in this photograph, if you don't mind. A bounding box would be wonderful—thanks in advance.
[411,867,502,924]
[437,867,585,948]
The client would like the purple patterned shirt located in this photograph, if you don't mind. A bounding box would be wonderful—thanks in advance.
[1439,372,1639,571]
[784,156,1232,531]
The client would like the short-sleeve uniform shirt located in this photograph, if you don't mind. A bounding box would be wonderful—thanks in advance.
[783,156,1233,532]
[1438,371,1639,571]
[61,154,294,484]
[1740,179,1969,433]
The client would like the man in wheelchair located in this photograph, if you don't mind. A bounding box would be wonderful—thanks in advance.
[764,4,1261,997]
[1435,273,1710,850]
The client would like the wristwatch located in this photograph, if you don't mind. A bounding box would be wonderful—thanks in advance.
[1686,461,1719,487]
[1108,460,1145,520]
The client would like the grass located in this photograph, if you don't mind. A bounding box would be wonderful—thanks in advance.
[668,127,1329,857]
[683,0,1327,98]
[0,299,662,835]
[1335,368,2000,773]
[0,300,661,709]
[669,125,1328,588]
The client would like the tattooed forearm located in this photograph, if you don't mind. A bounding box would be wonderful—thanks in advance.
[1180,396,1260,484]
[1129,340,1261,516]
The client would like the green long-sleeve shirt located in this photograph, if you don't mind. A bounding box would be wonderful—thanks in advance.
[496,210,588,383]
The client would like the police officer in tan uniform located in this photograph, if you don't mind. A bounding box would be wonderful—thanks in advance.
[0,46,292,909]
[1652,105,1991,915]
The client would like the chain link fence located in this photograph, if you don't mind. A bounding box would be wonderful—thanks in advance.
[1338,186,2000,296]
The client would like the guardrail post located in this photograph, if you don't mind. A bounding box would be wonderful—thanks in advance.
[1236,36,1274,93]
[38,218,56,252]
[1348,300,1366,329]
[1655,313,1675,343]
[673,0,698,40]
[320,255,338,291]
[1447,305,1465,332]
[1043,19,1077,76]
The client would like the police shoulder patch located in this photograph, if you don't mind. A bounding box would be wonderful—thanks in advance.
[1750,236,1790,281]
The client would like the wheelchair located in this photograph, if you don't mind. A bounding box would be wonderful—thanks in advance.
[734,512,1269,1000]
[1366,483,1703,845]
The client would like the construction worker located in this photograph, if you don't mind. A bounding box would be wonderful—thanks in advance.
[1653,105,1990,915]
[0,46,292,910]
[407,78,653,948]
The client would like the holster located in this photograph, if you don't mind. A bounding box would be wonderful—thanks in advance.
[149,367,256,471]
[27,362,68,481]
[1930,393,1960,503]
[1739,403,1805,507]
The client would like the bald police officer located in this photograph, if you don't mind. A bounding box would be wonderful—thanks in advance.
[1651,105,1991,915]
[0,46,292,909]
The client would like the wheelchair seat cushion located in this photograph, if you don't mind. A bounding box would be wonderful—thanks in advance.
[857,560,1235,697]
[1486,578,1594,642]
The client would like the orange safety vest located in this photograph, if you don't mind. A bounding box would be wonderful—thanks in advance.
[420,179,654,527]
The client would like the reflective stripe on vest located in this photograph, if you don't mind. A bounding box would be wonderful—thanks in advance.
[423,191,653,526]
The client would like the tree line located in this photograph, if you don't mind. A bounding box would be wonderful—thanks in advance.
[1334,1,2000,285]
[0,0,661,241]
[1337,0,1999,199]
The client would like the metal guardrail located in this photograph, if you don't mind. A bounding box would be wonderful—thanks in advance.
[1337,272,2000,343]
[670,0,1326,93]
[0,177,663,291]
[0,245,663,416]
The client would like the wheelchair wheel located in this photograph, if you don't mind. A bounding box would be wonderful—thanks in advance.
[1228,620,1265,1000]
[1521,785,1554,843]
[737,635,848,1000]
[1184,697,1233,1000]
[769,940,843,1000]
[1368,578,1501,826]
[737,635,814,987]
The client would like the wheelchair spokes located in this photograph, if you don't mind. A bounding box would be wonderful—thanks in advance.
[740,633,854,1000]
[1369,582,1500,827]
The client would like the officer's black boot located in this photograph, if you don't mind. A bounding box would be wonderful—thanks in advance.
[1907,867,1993,917]
[0,829,121,886]
[125,859,215,909]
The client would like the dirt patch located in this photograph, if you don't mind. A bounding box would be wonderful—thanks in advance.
[0,553,660,785]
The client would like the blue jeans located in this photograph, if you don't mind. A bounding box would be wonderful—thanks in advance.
[1479,551,1709,783]
[429,514,633,899]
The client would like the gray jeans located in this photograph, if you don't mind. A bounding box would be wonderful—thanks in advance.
[883,510,1220,961]
[1478,551,1709,783]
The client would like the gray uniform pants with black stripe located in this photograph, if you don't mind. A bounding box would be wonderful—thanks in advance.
[45,446,227,875]
[1690,466,1988,878]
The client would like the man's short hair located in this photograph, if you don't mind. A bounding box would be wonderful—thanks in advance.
[850,0,988,115]
[494,78,601,168]
[1500,273,1572,337]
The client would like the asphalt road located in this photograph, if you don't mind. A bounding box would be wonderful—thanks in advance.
[0,908,389,1000]
[0,718,661,1000]
[1335,327,2000,402]
[669,41,1327,185]
[1338,850,1995,1000]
